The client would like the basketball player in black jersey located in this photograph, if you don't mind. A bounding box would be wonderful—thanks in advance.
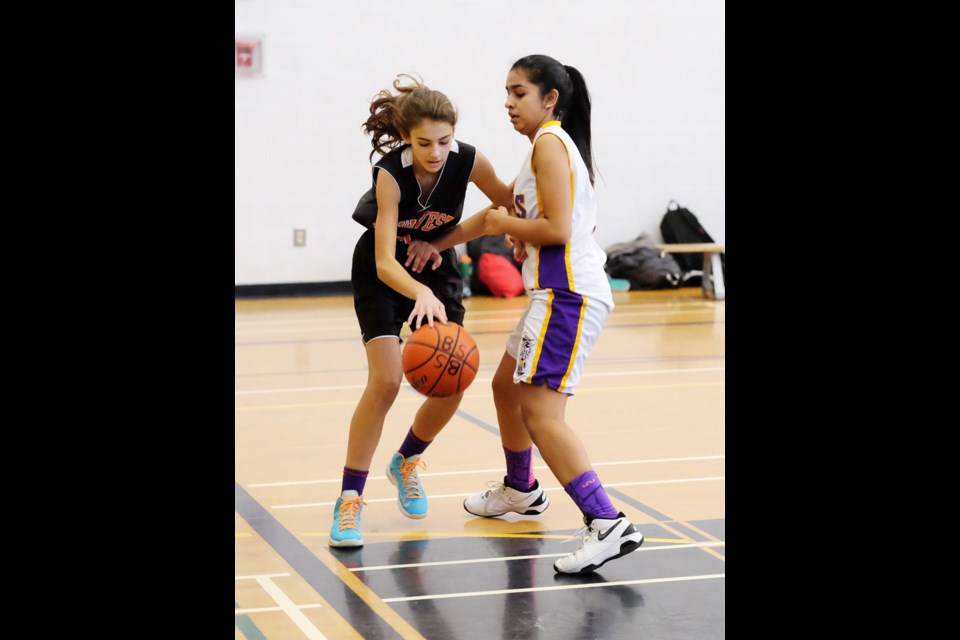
[329,74,513,547]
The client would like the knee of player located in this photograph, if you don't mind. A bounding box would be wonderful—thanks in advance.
[366,374,403,402]
[491,370,517,399]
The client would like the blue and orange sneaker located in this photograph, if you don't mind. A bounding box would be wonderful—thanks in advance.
[328,490,365,547]
[386,453,428,519]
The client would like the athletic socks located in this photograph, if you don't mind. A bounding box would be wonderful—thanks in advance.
[398,427,431,459]
[503,446,535,492]
[341,467,369,495]
[564,469,619,520]
[342,427,430,496]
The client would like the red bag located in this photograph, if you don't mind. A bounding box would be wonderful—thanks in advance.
[478,253,523,297]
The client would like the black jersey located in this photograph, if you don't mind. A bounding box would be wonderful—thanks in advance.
[351,140,477,242]
[349,140,476,342]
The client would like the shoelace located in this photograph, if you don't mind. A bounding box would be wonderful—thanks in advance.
[337,495,366,530]
[481,480,507,499]
[399,457,427,498]
[562,524,590,546]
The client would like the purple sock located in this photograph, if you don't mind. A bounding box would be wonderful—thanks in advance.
[397,427,431,459]
[341,467,369,495]
[503,446,535,492]
[564,470,619,519]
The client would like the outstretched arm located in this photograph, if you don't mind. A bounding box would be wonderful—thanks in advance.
[433,151,516,249]
[471,151,515,211]
[405,150,516,272]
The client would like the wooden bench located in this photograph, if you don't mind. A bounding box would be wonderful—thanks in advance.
[654,243,725,300]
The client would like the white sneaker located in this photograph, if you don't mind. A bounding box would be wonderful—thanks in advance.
[553,512,644,574]
[463,477,550,517]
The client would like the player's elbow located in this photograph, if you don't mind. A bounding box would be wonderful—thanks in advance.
[545,223,572,246]
[375,256,394,282]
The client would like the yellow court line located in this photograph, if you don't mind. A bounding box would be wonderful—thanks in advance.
[238,530,695,544]
[298,531,690,544]
[235,381,723,412]
[312,545,426,640]
[672,520,726,562]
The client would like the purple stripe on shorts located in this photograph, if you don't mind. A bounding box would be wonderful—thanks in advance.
[530,289,585,391]
[536,245,570,289]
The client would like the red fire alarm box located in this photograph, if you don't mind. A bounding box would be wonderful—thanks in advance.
[235,35,263,77]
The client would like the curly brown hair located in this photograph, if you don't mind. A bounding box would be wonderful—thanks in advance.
[362,73,458,162]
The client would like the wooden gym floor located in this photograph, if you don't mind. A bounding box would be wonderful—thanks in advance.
[235,288,725,639]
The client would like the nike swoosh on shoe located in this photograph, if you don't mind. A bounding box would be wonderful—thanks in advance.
[597,520,622,541]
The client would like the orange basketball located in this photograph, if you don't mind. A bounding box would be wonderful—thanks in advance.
[402,322,480,398]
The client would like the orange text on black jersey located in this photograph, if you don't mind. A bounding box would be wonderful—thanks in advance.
[397,210,455,232]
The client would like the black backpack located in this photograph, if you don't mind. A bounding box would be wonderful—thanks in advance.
[604,233,682,290]
[659,200,725,281]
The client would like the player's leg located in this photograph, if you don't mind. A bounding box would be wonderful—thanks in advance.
[386,246,466,519]
[385,391,463,519]
[463,307,550,518]
[331,234,405,547]
[331,336,404,546]
[347,337,404,471]
[519,294,643,573]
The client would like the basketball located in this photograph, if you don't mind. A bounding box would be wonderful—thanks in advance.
[402,322,480,398]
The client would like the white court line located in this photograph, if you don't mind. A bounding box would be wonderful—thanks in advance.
[234,314,530,335]
[236,317,358,327]
[248,455,725,487]
[234,307,721,336]
[233,302,720,328]
[235,366,724,396]
[254,575,327,640]
[234,305,723,334]
[382,573,725,602]
[270,476,725,509]
[352,541,725,572]
[235,604,323,615]
[236,325,368,336]
[586,366,723,376]
[237,383,368,395]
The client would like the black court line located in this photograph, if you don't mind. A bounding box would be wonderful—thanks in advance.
[454,408,502,438]
[607,487,680,527]
[234,601,266,640]
[235,482,403,639]
[236,401,719,637]
[653,518,716,544]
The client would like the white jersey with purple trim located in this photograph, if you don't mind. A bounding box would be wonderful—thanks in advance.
[512,121,614,309]
[506,121,614,394]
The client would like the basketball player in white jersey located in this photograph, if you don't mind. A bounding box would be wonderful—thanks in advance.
[405,55,644,574]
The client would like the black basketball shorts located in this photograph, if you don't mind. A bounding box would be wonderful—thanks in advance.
[351,230,465,344]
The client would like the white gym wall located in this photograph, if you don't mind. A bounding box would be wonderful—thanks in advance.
[235,0,724,286]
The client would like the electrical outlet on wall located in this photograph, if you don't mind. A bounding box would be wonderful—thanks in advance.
[293,228,306,247]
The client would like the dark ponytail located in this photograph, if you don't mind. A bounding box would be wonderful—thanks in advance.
[511,55,596,185]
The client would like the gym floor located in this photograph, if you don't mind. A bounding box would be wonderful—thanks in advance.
[235,288,725,639]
